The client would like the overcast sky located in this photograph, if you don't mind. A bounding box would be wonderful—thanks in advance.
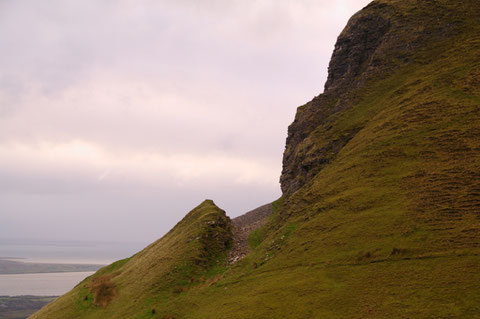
[0,0,371,244]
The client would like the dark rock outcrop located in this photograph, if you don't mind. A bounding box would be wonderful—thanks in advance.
[324,2,392,92]
[280,0,466,195]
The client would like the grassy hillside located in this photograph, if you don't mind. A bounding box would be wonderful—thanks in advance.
[30,200,232,319]
[31,0,480,318]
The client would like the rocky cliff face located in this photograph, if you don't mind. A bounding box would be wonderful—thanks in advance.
[31,1,480,318]
[323,2,392,93]
[280,0,467,195]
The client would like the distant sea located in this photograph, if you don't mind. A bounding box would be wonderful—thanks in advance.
[0,272,95,296]
[0,239,147,296]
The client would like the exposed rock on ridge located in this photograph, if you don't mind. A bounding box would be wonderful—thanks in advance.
[228,203,272,264]
[280,2,394,195]
[323,2,392,92]
[280,0,466,195]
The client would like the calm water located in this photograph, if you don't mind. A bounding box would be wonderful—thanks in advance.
[0,272,94,296]
[0,239,148,296]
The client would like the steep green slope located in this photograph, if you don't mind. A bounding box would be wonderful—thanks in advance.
[32,0,480,318]
[30,200,232,319]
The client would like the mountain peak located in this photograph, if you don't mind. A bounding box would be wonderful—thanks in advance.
[280,0,475,195]
[31,1,480,317]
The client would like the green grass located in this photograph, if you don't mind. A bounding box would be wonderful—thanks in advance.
[30,0,480,318]
[31,200,232,319]
[247,229,265,249]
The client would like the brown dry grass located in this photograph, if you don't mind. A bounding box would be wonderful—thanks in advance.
[89,273,119,308]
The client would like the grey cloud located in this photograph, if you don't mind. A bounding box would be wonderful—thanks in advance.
[0,0,371,243]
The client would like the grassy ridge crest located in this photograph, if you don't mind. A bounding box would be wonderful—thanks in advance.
[30,200,232,319]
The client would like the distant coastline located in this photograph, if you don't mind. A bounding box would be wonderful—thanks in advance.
[0,257,104,275]
[0,295,57,319]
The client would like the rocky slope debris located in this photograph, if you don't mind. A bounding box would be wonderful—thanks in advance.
[228,204,272,264]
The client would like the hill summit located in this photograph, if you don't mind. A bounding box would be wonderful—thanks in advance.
[32,0,480,318]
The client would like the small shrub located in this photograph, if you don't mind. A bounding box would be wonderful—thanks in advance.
[172,286,188,294]
[172,286,184,294]
[390,247,408,256]
[89,275,118,308]
[357,251,373,262]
